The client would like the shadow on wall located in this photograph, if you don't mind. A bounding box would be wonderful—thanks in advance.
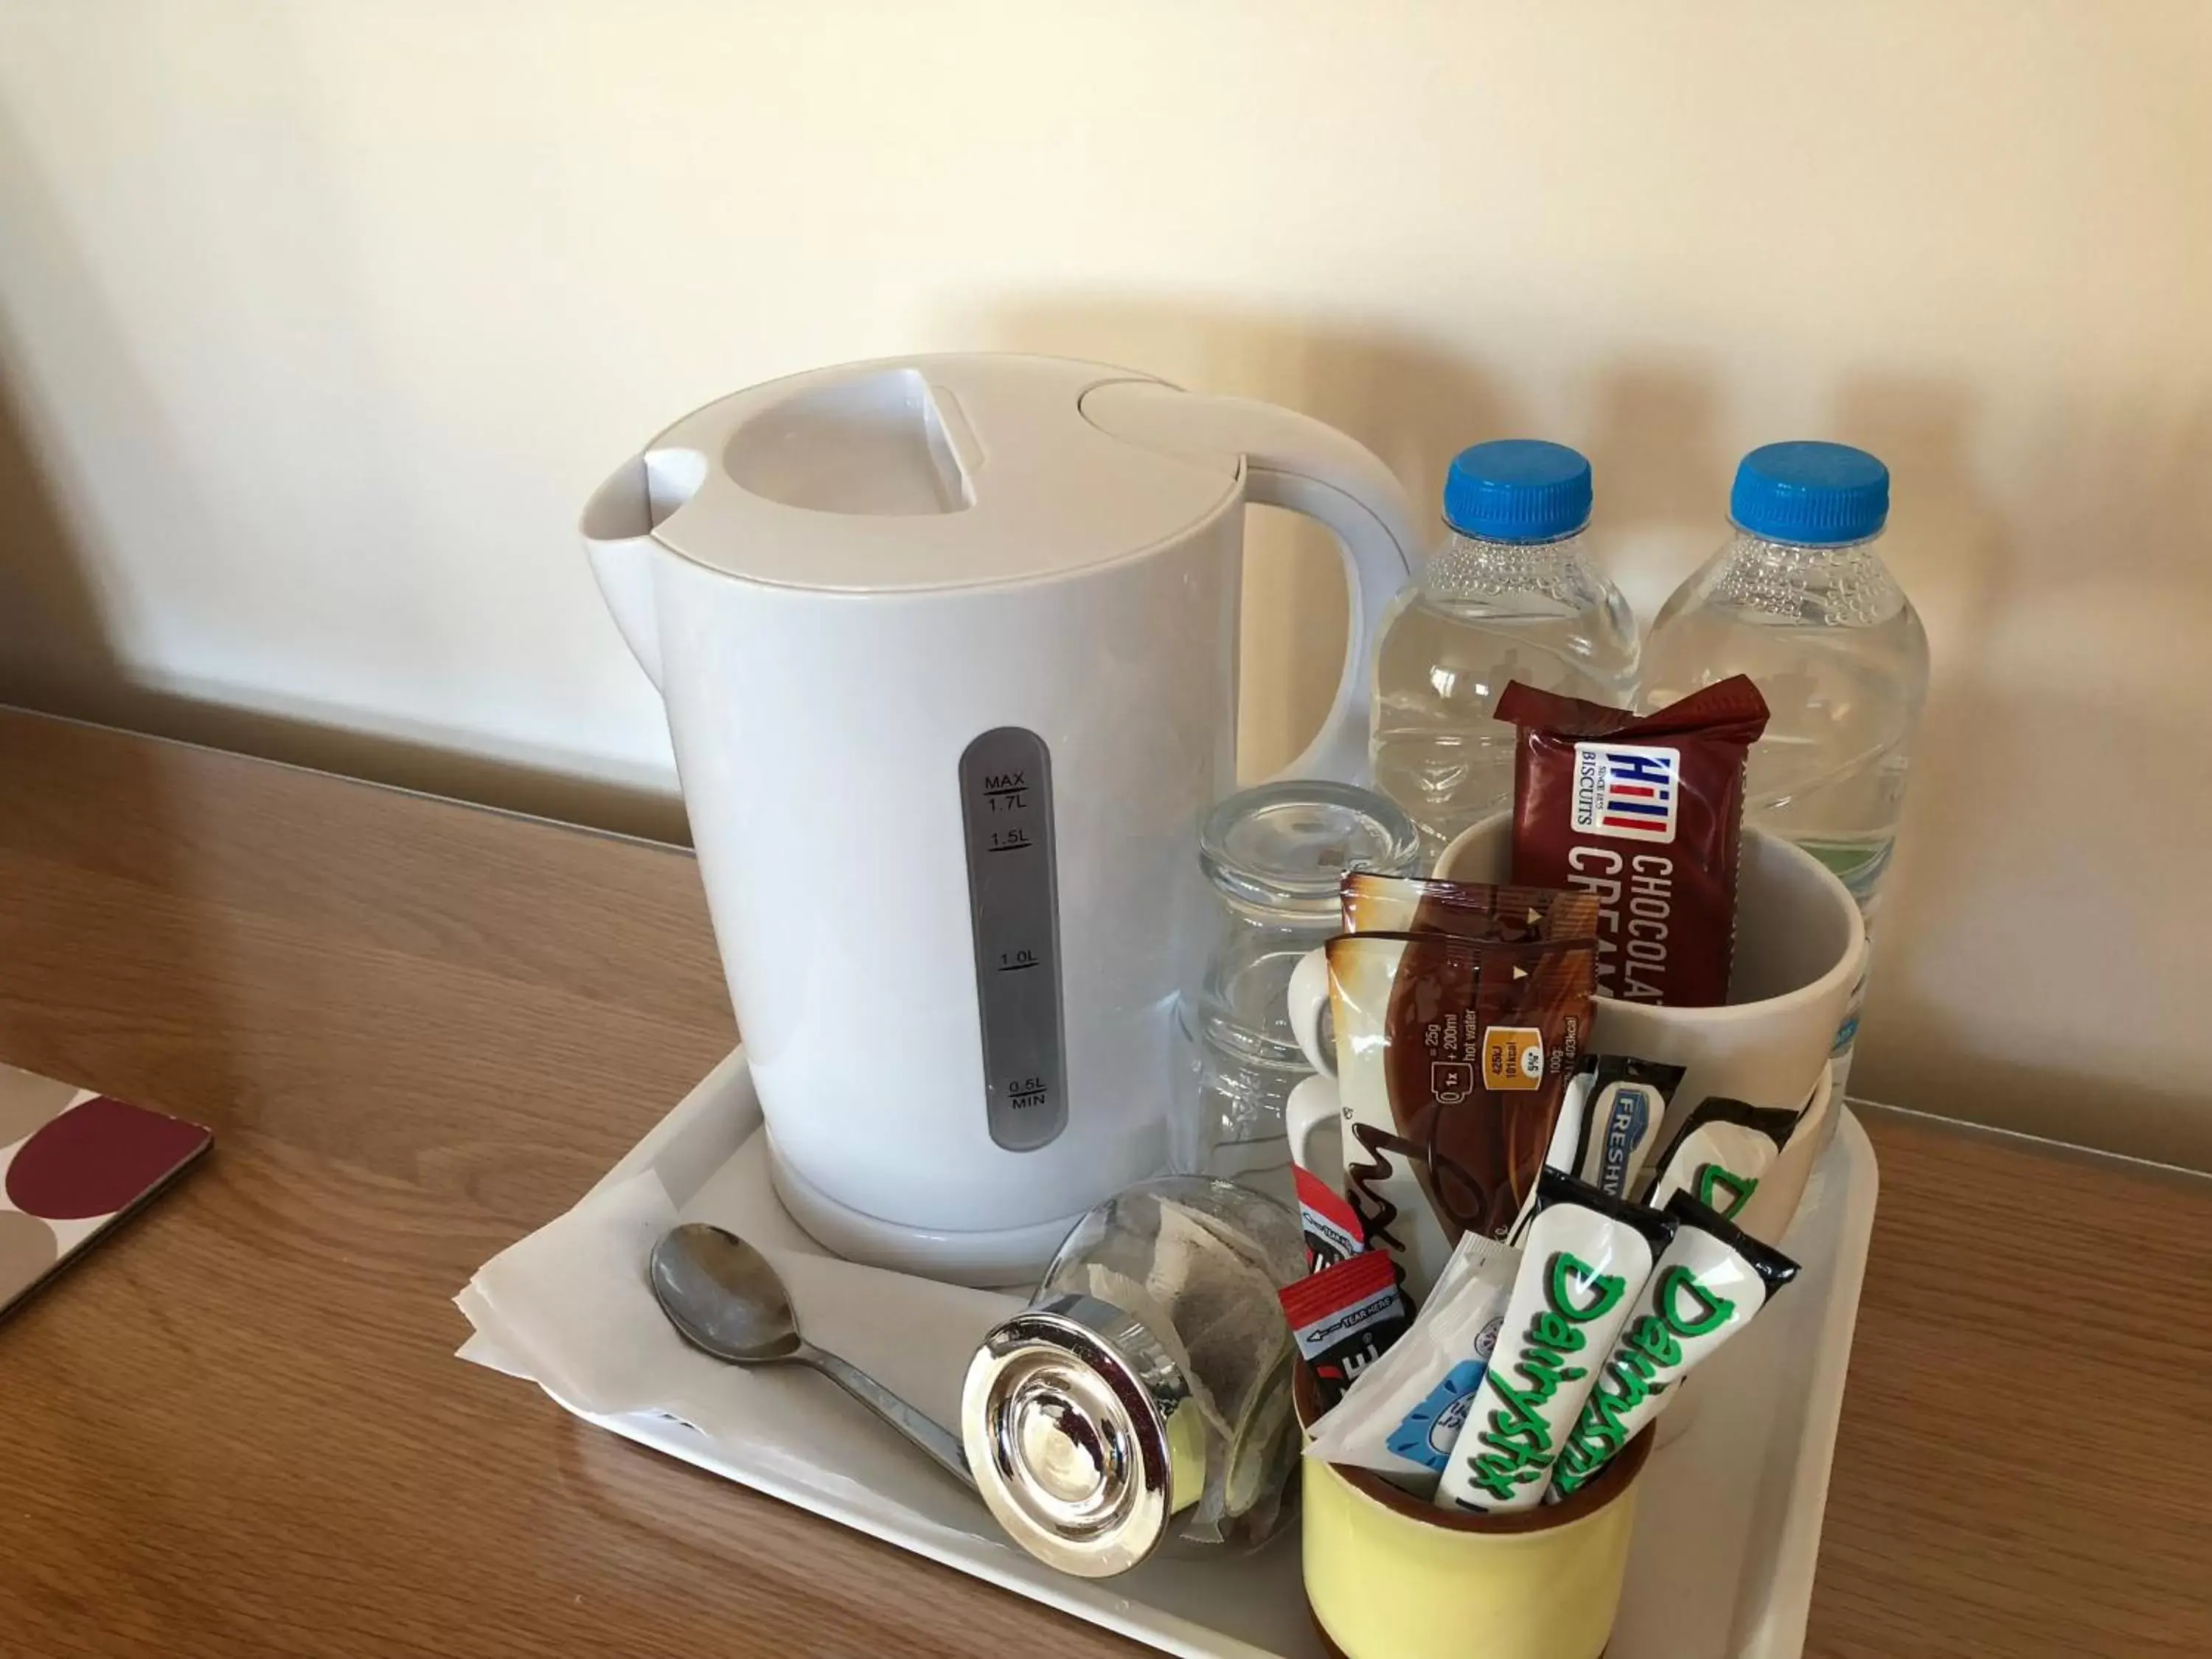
[964,293,2212,1171]
[0,100,686,848]
[0,354,685,844]
[1850,381,2212,1166]
[0,324,249,1135]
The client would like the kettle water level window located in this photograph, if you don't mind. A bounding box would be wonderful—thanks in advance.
[959,727,1067,1152]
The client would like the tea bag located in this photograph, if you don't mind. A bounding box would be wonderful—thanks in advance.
[1075,1193,1291,1535]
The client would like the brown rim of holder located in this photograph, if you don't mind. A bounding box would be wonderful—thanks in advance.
[1291,1359,1654,1534]
[1308,1616,1613,1659]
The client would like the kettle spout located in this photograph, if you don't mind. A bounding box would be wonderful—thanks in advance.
[580,451,701,692]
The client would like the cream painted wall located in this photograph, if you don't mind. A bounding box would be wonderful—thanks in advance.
[2,3,2208,1162]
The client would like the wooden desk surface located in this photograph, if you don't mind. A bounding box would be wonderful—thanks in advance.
[1,708,2207,1659]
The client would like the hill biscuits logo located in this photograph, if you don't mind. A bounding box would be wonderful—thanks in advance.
[1571,742,1680,844]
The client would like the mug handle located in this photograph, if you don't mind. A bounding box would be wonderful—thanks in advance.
[1284,1074,1346,1191]
[1287,946,1335,1075]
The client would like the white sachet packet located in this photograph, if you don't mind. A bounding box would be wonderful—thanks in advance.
[1301,1231,1521,1495]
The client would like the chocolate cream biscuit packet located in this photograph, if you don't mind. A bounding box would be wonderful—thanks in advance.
[1495,676,1770,1007]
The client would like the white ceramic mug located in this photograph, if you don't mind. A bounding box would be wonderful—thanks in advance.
[1287,818,1862,1250]
[1434,816,1861,1247]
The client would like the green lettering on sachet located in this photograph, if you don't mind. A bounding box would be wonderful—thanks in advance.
[1655,1263,1735,1339]
[1453,1249,1627,1509]
[1619,1314,1682,1374]
[1550,1251,1626,1323]
[1526,1309,1582,1352]
[1694,1163,1758,1220]
[1550,1261,1747,1500]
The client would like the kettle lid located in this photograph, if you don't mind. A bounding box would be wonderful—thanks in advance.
[638,355,1237,594]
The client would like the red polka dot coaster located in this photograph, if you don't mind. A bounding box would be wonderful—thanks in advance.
[0,1061,212,1321]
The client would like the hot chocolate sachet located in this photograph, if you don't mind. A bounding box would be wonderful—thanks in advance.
[1495,676,1771,1009]
[1318,931,1594,1297]
[1340,873,1601,946]
[1380,936,1596,1248]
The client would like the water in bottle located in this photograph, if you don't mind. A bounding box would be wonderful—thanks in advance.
[1639,442,1928,1096]
[1370,440,1639,861]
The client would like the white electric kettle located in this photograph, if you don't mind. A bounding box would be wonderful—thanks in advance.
[583,355,1419,1281]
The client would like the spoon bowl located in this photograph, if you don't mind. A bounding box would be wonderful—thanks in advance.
[649,1222,804,1363]
[648,1222,975,1492]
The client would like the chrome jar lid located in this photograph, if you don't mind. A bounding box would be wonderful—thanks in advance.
[959,1293,1206,1577]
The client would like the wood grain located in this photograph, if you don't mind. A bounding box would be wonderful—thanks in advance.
[1,707,2206,1658]
[1808,1111,2212,1657]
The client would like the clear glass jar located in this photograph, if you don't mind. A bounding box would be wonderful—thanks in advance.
[1169,782,1419,1202]
[961,1176,1306,1576]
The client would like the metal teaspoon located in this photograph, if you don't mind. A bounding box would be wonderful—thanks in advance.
[647,1222,975,1492]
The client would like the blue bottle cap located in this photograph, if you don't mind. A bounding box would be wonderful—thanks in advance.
[1441,440,1593,543]
[1730,442,1889,546]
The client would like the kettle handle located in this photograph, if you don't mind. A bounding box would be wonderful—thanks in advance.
[1240,427,1420,781]
[1080,383,1420,782]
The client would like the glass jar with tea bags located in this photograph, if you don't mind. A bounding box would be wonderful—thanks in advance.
[960,1176,1305,1576]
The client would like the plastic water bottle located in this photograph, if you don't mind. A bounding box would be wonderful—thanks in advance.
[1640,442,1928,1096]
[1370,440,1639,860]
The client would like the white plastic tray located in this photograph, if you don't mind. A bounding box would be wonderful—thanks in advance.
[495,1051,1877,1659]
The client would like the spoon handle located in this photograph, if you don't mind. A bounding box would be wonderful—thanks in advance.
[802,1345,976,1491]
